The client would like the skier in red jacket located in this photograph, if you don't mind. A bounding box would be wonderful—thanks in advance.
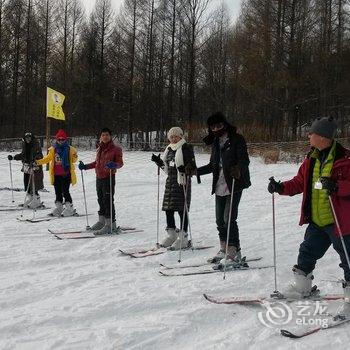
[268,117,350,318]
[79,128,123,234]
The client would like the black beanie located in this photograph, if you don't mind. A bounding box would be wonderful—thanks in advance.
[207,112,227,127]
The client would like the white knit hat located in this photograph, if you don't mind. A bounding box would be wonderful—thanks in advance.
[167,127,183,139]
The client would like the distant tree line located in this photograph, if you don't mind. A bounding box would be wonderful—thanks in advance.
[0,0,349,142]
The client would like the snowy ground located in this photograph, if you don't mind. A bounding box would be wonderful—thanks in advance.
[0,150,349,350]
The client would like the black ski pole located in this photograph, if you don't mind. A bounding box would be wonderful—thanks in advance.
[80,169,90,230]
[31,164,36,219]
[109,169,113,234]
[329,195,350,270]
[182,176,193,246]
[20,170,34,218]
[223,178,235,280]
[156,166,160,247]
[8,158,14,203]
[178,176,191,263]
[269,176,279,295]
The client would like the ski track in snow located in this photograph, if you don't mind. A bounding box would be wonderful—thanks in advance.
[0,151,349,350]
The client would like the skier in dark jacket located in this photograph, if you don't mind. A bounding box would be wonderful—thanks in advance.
[79,128,124,235]
[8,132,44,208]
[268,117,350,318]
[197,112,251,266]
[151,127,197,250]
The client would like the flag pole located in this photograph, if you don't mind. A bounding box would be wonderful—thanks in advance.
[45,87,50,170]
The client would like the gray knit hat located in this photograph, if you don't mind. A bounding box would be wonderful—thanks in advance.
[309,117,337,139]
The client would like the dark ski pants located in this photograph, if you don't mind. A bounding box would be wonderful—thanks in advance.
[215,191,242,248]
[96,176,115,221]
[297,223,350,281]
[166,210,188,232]
[24,173,38,195]
[54,175,72,203]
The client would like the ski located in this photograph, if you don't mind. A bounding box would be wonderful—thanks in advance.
[203,293,344,305]
[48,226,139,235]
[0,205,49,212]
[0,207,25,212]
[280,316,350,338]
[17,203,48,209]
[17,213,91,223]
[0,187,24,192]
[119,246,161,256]
[53,228,143,240]
[120,245,215,259]
[54,232,96,239]
[160,264,274,276]
[159,256,262,270]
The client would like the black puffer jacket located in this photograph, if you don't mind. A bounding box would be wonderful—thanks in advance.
[162,143,195,212]
[14,135,43,164]
[14,134,44,190]
[197,125,251,194]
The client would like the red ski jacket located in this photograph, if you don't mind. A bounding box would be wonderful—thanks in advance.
[280,142,350,236]
[86,141,123,179]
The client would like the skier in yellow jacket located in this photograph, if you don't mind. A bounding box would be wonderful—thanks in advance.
[36,129,78,216]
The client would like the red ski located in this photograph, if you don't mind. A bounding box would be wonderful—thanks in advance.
[203,293,344,305]
[50,227,143,240]
[281,316,350,338]
[119,245,214,258]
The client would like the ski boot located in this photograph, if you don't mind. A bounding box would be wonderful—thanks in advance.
[23,194,33,208]
[95,220,120,235]
[217,246,243,270]
[169,229,189,250]
[334,281,350,320]
[28,195,42,209]
[208,241,226,263]
[61,202,76,217]
[90,215,105,230]
[161,228,177,248]
[50,201,64,217]
[279,266,314,299]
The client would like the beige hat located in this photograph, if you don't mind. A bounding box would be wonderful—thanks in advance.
[167,127,184,139]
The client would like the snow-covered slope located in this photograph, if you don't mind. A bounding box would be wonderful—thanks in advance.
[0,151,347,350]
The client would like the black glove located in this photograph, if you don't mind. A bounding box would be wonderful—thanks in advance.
[78,161,86,170]
[320,177,338,195]
[151,153,164,168]
[229,165,241,179]
[184,163,197,176]
[268,177,284,194]
[8,155,13,161]
[30,161,39,170]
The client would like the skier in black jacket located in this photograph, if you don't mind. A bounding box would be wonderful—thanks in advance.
[197,112,251,266]
[8,132,44,208]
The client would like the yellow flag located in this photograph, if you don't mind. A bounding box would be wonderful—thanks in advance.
[46,87,65,121]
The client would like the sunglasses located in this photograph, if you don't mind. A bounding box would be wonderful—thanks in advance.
[57,138,66,142]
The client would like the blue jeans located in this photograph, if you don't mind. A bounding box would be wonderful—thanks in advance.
[298,223,350,281]
[215,191,242,247]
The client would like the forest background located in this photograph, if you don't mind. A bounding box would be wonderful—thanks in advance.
[0,0,349,143]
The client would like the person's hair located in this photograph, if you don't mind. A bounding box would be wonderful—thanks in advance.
[100,127,112,136]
